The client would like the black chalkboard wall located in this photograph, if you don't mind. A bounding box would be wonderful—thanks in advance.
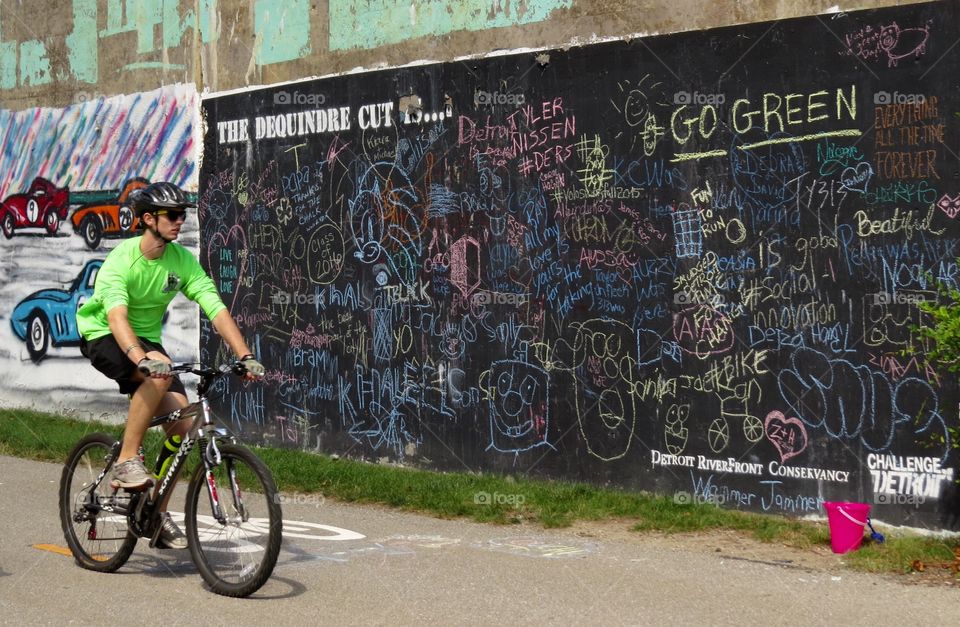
[200,0,960,528]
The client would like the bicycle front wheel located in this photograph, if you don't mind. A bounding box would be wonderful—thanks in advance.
[58,433,137,572]
[185,443,282,597]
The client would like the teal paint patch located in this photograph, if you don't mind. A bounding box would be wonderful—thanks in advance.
[197,0,220,44]
[100,0,162,54]
[67,0,98,83]
[19,40,52,86]
[255,0,312,66]
[123,62,186,71]
[164,0,189,48]
[104,0,124,30]
[165,0,220,48]
[329,0,572,51]
[0,41,16,89]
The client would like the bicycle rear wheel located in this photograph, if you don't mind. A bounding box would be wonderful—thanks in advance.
[58,433,137,572]
[185,443,282,597]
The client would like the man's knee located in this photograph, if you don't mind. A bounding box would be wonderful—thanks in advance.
[148,374,174,393]
[132,373,174,397]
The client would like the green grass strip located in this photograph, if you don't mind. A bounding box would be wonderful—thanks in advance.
[2,407,956,578]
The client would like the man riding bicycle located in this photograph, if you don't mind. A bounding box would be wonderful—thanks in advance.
[76,181,264,549]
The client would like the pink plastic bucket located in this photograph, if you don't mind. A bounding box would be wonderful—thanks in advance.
[823,501,871,554]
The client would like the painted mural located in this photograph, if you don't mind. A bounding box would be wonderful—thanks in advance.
[0,84,200,417]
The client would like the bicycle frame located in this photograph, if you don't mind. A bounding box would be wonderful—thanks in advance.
[88,364,241,545]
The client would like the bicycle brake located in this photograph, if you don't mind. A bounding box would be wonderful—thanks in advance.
[201,428,227,465]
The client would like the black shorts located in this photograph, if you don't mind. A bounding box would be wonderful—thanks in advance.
[80,335,186,397]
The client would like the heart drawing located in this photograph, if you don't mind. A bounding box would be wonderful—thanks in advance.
[839,162,872,194]
[764,410,808,463]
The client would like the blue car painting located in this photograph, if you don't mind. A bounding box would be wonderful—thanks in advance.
[10,260,102,362]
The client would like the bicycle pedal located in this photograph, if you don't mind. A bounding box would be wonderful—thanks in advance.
[109,479,153,492]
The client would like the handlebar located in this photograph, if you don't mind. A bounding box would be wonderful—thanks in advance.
[138,361,256,397]
[138,361,250,378]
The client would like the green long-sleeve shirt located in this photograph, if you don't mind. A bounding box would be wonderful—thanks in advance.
[77,236,226,343]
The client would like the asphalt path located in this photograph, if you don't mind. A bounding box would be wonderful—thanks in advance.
[1,454,957,625]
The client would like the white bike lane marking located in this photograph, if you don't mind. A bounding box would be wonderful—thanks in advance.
[36,511,366,558]
[46,508,598,564]
[165,511,366,542]
[168,511,367,555]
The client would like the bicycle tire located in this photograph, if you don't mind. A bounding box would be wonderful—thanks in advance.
[184,443,282,597]
[59,433,137,572]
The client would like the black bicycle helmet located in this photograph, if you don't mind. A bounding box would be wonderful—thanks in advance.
[130,181,197,217]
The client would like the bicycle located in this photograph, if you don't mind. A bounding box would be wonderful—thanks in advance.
[58,361,283,597]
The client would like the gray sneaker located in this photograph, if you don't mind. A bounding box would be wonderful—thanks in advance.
[110,458,155,491]
[157,513,188,550]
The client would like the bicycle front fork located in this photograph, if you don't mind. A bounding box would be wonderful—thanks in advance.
[199,427,238,525]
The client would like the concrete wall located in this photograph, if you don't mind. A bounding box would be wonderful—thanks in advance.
[0,1,951,526]
[193,0,960,529]
[5,1,930,419]
[0,1,927,111]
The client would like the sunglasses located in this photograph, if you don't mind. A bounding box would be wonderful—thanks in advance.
[154,209,187,222]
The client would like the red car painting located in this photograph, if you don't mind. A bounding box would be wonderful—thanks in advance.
[0,177,70,238]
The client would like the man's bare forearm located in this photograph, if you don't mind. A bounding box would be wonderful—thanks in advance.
[107,306,149,364]
[211,308,254,358]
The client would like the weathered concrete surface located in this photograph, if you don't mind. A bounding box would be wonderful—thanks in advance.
[0,0,929,111]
